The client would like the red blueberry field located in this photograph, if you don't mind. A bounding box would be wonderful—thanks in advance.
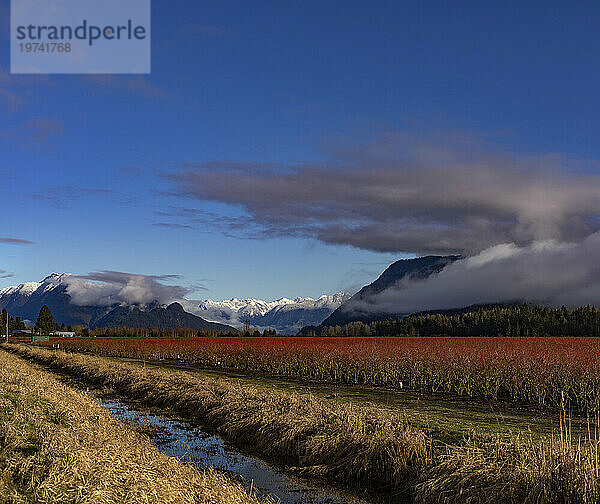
[36,336,600,412]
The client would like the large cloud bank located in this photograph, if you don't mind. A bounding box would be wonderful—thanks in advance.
[165,132,600,256]
[354,234,600,315]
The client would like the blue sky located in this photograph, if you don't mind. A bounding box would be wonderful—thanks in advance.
[2,1,600,301]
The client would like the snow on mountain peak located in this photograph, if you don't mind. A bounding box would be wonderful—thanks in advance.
[42,272,72,284]
[194,292,351,333]
[0,273,71,299]
[0,281,40,297]
[0,272,351,335]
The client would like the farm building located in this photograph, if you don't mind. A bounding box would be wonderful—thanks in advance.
[11,330,32,336]
[49,331,76,337]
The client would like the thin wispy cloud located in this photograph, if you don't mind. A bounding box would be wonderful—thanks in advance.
[15,118,63,144]
[153,205,257,238]
[29,186,111,209]
[0,270,14,279]
[0,67,24,112]
[188,281,210,293]
[0,87,22,112]
[0,66,51,113]
[120,165,143,176]
[0,237,34,245]
[0,117,63,154]
[152,222,193,230]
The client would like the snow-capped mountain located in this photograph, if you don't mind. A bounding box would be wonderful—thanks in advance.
[191,292,351,334]
[316,255,460,329]
[0,273,234,331]
[0,273,75,324]
[0,273,348,333]
[0,272,71,298]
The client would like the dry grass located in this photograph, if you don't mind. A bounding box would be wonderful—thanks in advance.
[416,404,600,503]
[9,344,600,503]
[0,348,267,504]
[7,344,429,493]
[415,434,600,503]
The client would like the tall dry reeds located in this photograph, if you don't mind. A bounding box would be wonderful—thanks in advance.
[0,348,267,504]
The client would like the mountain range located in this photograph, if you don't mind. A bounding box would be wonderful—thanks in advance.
[191,292,351,334]
[0,274,349,333]
[0,274,234,332]
[0,256,464,333]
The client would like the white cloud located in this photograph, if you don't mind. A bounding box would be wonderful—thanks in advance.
[65,271,189,306]
[356,233,600,314]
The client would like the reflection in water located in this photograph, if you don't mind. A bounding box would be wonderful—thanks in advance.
[99,398,381,504]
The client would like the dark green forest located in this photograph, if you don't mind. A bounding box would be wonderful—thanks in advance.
[304,305,600,337]
[1,309,27,334]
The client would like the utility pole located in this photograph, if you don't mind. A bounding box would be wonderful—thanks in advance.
[5,311,8,343]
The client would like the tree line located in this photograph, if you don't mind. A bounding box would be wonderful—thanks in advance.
[88,326,278,338]
[15,303,600,338]
[1,309,27,333]
[303,305,600,337]
[19,305,278,337]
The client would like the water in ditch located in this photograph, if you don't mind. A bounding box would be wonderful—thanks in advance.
[97,397,404,504]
